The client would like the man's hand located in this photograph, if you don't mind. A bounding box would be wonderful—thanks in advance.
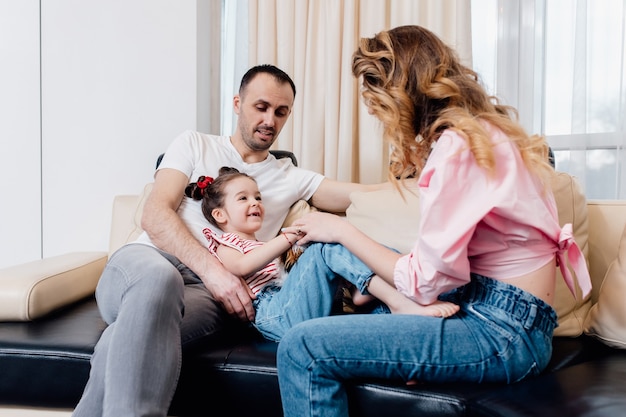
[200,268,256,322]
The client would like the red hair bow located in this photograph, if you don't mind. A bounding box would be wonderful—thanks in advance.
[197,176,214,189]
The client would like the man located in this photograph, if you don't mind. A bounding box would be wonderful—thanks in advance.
[72,65,385,417]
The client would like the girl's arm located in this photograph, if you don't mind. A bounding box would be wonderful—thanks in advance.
[216,232,299,277]
[284,213,402,285]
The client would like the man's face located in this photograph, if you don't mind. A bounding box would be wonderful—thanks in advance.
[234,73,294,151]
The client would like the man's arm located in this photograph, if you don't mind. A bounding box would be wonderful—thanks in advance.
[309,178,391,213]
[141,168,255,321]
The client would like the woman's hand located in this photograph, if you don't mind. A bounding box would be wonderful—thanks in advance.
[283,212,356,246]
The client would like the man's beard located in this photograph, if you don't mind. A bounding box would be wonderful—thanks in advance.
[243,128,275,151]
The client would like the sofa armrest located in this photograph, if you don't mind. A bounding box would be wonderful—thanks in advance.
[0,252,107,321]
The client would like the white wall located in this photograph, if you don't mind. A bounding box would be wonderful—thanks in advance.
[0,0,42,267]
[0,0,212,268]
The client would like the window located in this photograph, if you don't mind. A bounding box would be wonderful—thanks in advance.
[472,0,626,199]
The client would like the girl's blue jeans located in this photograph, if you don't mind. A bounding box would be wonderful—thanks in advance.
[253,242,375,341]
[276,274,558,417]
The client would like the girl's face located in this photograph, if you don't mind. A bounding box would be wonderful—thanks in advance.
[213,176,265,235]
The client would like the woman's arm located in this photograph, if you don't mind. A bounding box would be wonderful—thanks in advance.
[216,232,299,277]
[285,213,402,285]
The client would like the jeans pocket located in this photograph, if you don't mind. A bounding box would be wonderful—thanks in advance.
[512,361,540,383]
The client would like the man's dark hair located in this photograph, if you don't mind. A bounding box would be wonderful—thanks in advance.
[239,64,296,98]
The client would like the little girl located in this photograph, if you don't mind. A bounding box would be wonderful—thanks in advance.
[186,166,458,342]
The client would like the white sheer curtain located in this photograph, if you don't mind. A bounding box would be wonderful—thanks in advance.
[221,0,471,183]
[472,0,626,199]
[220,0,249,136]
[547,0,626,200]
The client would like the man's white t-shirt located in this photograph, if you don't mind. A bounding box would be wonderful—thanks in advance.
[134,130,325,247]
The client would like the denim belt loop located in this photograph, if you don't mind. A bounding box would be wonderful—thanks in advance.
[523,303,538,331]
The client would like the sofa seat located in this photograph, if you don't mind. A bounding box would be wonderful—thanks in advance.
[0,297,103,409]
[470,353,626,417]
[0,295,620,417]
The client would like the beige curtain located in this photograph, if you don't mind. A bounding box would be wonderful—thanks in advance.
[248,0,472,184]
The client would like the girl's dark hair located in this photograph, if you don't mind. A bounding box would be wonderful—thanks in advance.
[185,167,254,227]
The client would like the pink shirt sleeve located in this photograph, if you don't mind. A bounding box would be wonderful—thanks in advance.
[393,132,497,304]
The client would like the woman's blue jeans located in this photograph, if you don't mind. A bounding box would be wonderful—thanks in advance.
[253,242,375,341]
[277,274,558,417]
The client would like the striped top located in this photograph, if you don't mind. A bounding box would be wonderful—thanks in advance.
[202,228,282,295]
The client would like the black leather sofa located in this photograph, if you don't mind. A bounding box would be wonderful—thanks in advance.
[2,151,625,416]
[0,297,625,417]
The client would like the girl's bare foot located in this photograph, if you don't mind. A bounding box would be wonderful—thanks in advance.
[389,296,459,317]
[351,287,376,306]
[363,275,459,317]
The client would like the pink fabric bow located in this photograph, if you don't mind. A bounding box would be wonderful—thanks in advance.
[557,223,592,299]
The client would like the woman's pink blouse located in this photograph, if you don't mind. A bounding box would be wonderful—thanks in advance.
[393,127,591,305]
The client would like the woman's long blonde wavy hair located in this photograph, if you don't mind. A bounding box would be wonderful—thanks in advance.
[352,25,553,185]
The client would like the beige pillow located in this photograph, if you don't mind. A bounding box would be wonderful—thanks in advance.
[109,183,153,254]
[346,185,420,254]
[583,223,626,348]
[550,172,592,337]
[281,199,317,229]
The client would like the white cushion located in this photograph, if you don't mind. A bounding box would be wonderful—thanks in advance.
[109,183,153,254]
[346,185,420,254]
[550,172,592,337]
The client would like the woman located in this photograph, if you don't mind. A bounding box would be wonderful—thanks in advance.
[277,25,591,417]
